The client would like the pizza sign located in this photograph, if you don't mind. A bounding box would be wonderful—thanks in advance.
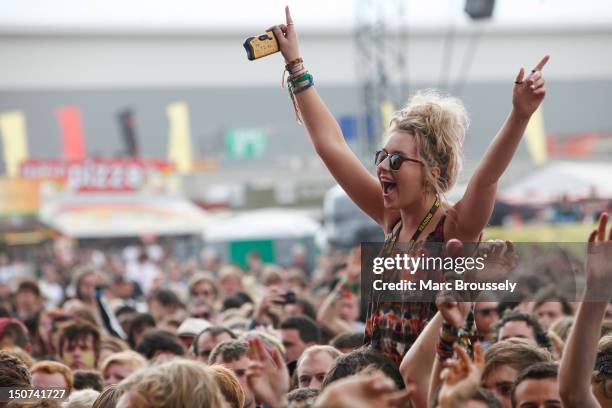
[19,159,175,192]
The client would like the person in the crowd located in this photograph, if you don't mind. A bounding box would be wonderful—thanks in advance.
[316,279,363,338]
[549,316,574,343]
[209,340,255,408]
[146,289,185,323]
[39,263,64,307]
[329,332,365,354]
[532,292,574,330]
[286,388,319,405]
[57,321,101,370]
[126,313,155,349]
[188,271,219,307]
[0,351,31,408]
[71,268,101,322]
[98,335,130,366]
[475,301,500,347]
[188,300,217,323]
[433,344,502,408]
[482,338,553,408]
[15,280,44,322]
[296,345,342,390]
[495,311,552,350]
[192,326,237,363]
[101,350,147,387]
[0,317,32,353]
[560,212,612,408]
[73,369,104,391]
[218,265,245,298]
[511,362,561,408]
[30,361,74,393]
[176,317,210,349]
[116,359,226,408]
[92,385,122,408]
[209,364,246,408]
[321,347,406,391]
[135,329,185,361]
[268,5,549,364]
[63,389,101,408]
[280,315,322,366]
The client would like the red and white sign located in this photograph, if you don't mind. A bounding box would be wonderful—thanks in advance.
[19,159,175,192]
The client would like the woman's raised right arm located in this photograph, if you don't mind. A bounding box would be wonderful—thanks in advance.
[271,7,387,227]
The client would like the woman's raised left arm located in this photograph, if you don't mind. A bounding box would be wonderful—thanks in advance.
[453,56,549,239]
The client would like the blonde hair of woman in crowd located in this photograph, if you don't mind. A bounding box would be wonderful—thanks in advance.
[100,350,147,387]
[209,364,246,408]
[116,359,227,408]
[63,389,100,408]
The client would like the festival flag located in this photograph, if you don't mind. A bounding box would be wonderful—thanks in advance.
[0,111,29,176]
[56,106,86,160]
[166,102,193,174]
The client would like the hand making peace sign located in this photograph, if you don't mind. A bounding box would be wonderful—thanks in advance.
[512,55,550,118]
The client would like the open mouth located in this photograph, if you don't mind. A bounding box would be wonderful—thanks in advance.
[382,181,397,196]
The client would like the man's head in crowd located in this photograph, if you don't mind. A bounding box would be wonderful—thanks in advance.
[0,317,32,353]
[296,345,342,389]
[73,369,104,392]
[117,359,225,408]
[0,351,30,407]
[193,326,237,363]
[189,300,216,323]
[73,268,97,303]
[127,313,156,349]
[31,361,73,393]
[135,329,185,361]
[496,311,551,350]
[532,294,573,330]
[99,335,130,366]
[188,272,218,305]
[511,362,560,408]
[218,265,244,298]
[593,334,612,406]
[287,388,319,405]
[101,350,147,387]
[330,332,365,354]
[57,321,101,370]
[475,301,500,341]
[209,364,246,408]
[209,340,254,408]
[321,347,405,391]
[482,338,553,408]
[146,289,184,323]
[15,280,43,321]
[280,315,322,363]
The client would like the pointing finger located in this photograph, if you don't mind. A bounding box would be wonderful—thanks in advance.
[285,6,294,25]
[533,55,550,72]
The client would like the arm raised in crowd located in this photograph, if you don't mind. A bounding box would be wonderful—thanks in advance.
[399,312,443,408]
[452,56,549,240]
[316,281,353,337]
[559,212,612,408]
[271,7,388,228]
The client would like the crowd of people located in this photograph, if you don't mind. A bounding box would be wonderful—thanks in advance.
[1,216,611,408]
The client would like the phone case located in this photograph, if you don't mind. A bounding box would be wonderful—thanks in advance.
[243,30,279,61]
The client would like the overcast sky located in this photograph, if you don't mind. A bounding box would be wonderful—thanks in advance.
[1,0,611,33]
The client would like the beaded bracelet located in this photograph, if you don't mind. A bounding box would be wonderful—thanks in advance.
[284,63,314,123]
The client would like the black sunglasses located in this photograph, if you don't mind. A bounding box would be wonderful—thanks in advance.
[375,149,422,171]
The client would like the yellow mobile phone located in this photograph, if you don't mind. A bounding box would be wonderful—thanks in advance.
[243,30,279,61]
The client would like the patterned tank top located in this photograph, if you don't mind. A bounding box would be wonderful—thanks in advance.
[363,214,446,365]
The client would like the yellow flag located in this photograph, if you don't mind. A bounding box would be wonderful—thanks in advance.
[524,107,547,165]
[0,111,29,177]
[380,100,395,144]
[166,102,193,174]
